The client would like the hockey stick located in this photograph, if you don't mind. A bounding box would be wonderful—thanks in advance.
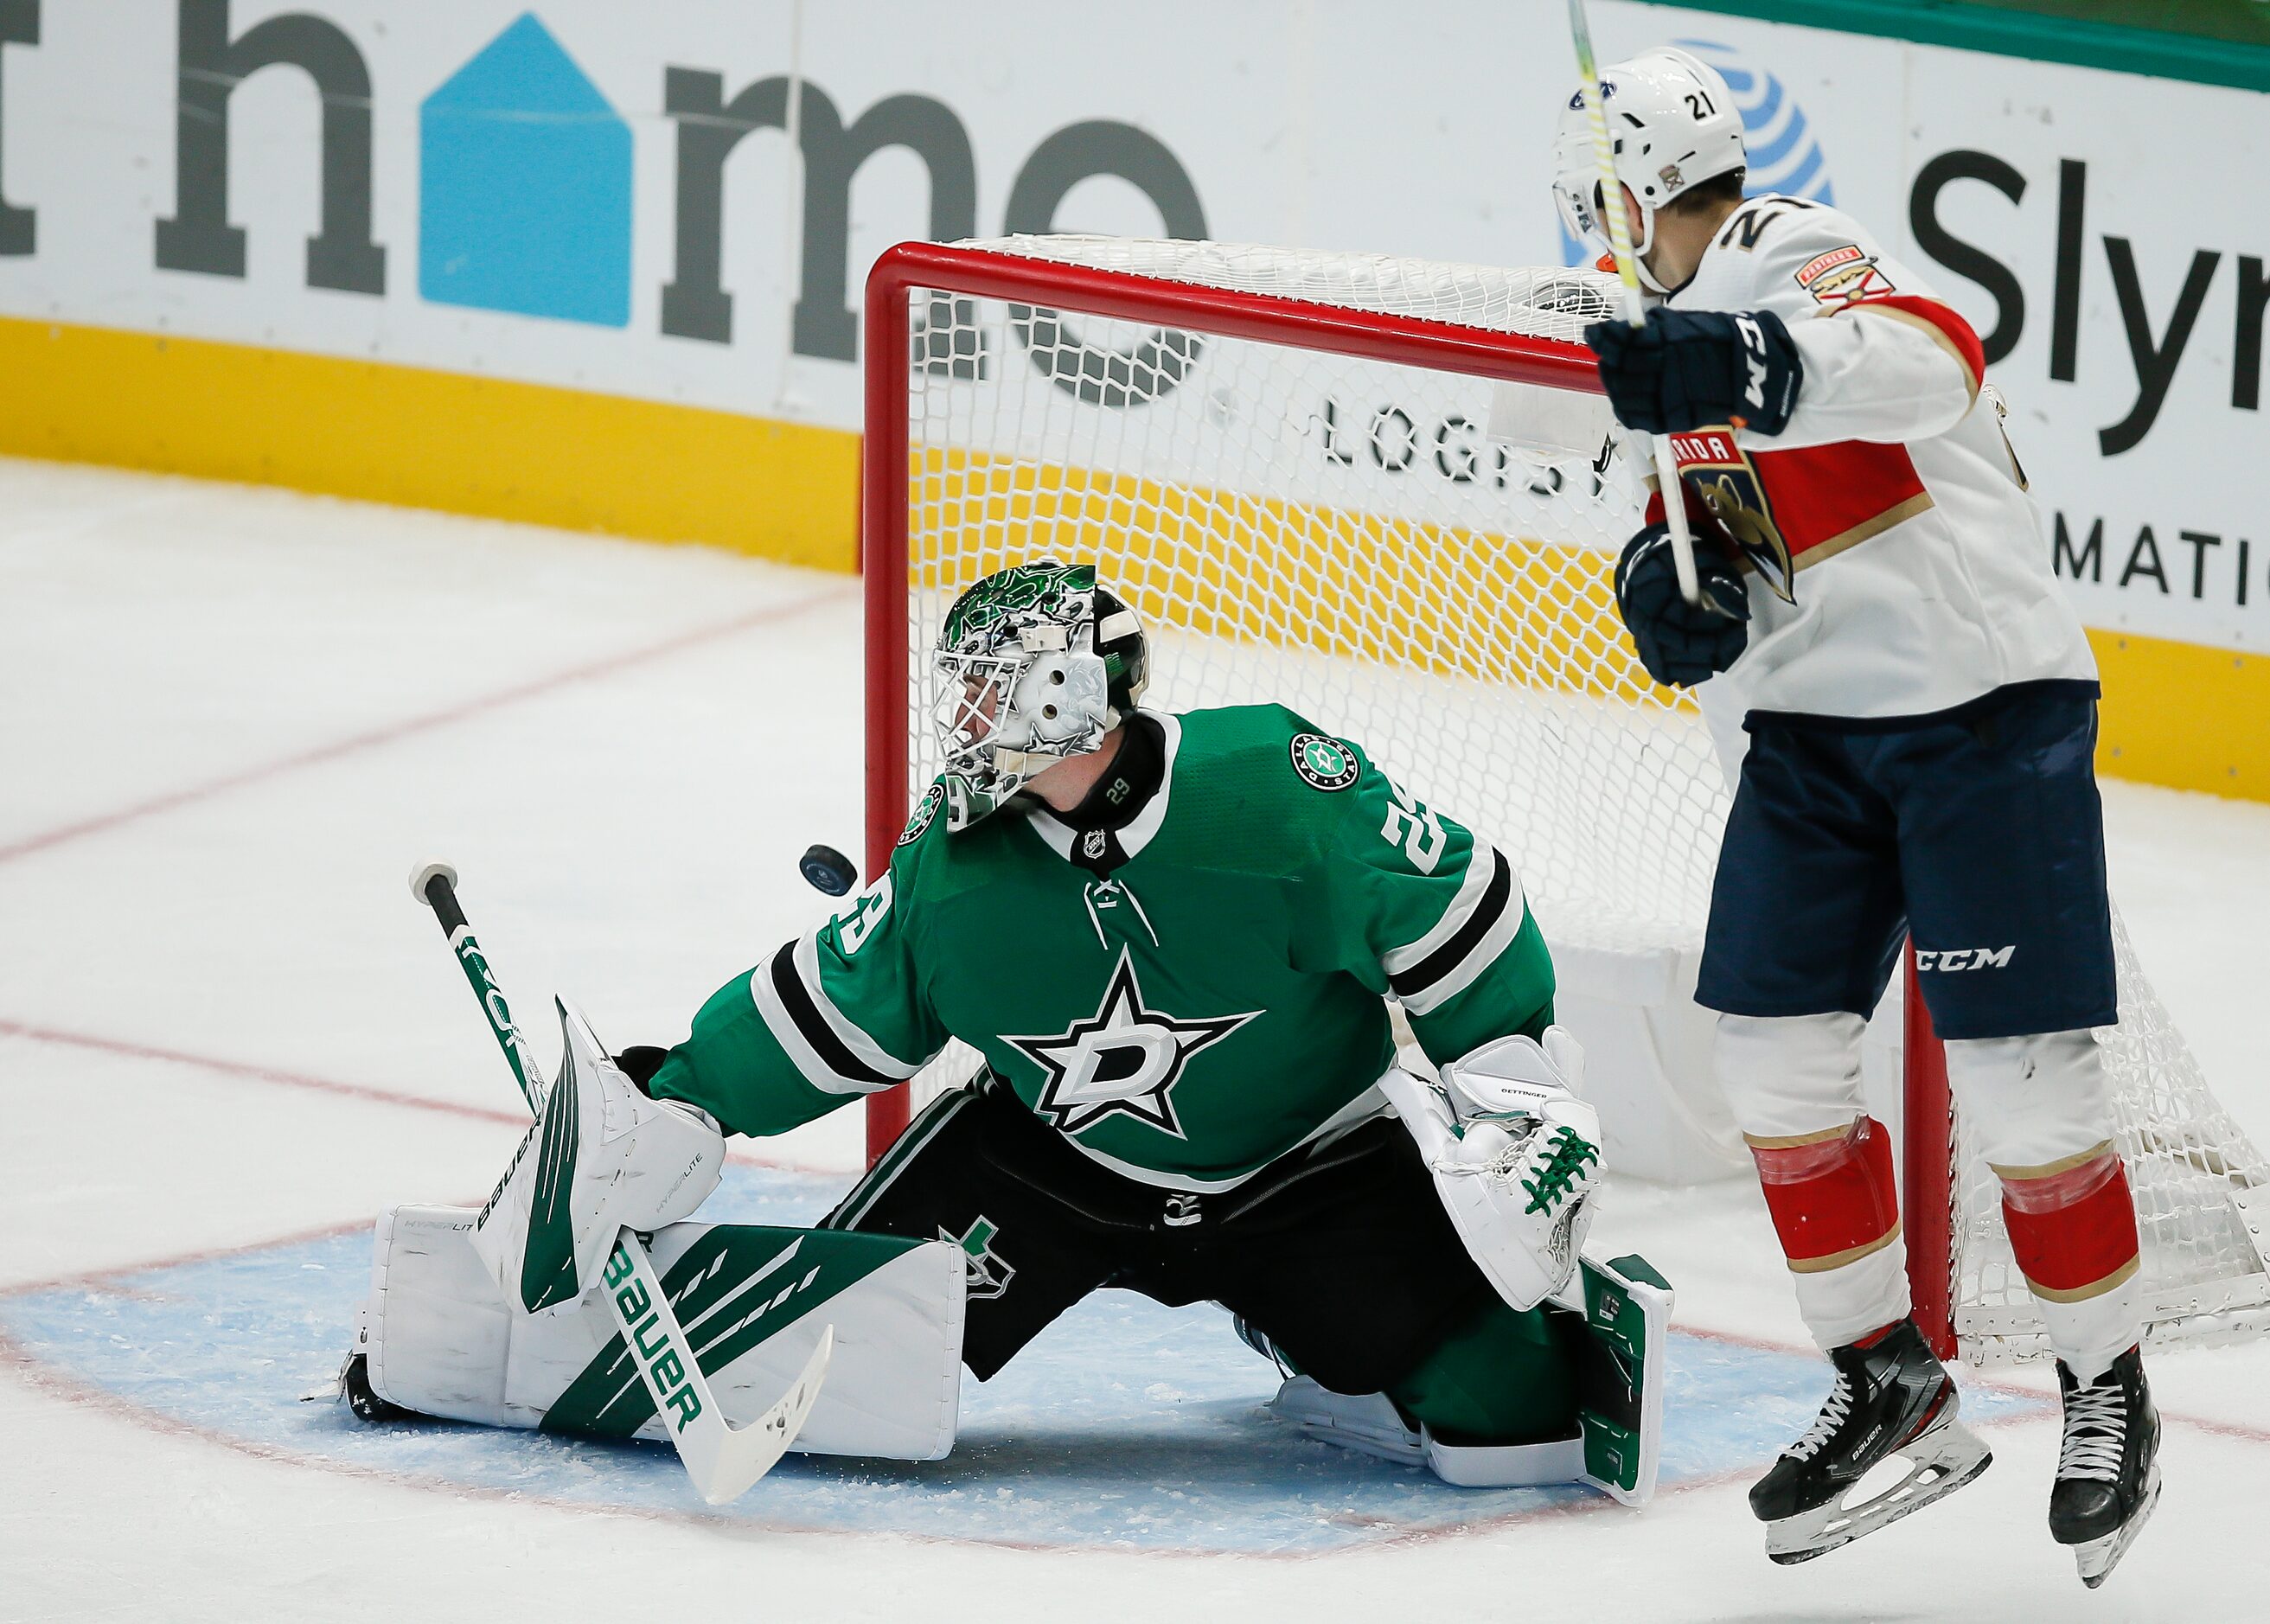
[1566,0,1705,607]
[410,860,832,1505]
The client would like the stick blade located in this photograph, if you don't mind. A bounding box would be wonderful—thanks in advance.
[688,1325,835,1506]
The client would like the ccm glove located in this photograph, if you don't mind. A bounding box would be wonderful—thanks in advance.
[1613,521,1751,687]
[1586,308,1804,435]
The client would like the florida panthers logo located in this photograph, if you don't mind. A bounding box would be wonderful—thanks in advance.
[1007,949,1259,1137]
[1667,425,1796,604]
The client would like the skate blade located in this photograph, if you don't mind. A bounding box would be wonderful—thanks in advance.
[1765,1420,1994,1566]
[2073,1467,2162,1589]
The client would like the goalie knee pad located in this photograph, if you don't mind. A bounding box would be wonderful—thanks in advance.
[1946,1031,2139,1378]
[471,1000,725,1314]
[361,1204,965,1460]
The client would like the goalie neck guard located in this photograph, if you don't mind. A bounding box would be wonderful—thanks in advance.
[932,560,1148,832]
[1551,46,1746,292]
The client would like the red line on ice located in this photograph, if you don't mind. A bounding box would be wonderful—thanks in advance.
[0,584,851,866]
[0,1017,842,1177]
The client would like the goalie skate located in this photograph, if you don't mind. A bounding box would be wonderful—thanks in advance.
[1752,1319,1993,1565]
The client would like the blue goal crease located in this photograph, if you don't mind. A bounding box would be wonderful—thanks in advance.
[0,1165,2050,1556]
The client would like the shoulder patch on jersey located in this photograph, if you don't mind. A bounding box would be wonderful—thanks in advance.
[1288,732,1360,792]
[1794,243,1895,304]
[898,782,945,847]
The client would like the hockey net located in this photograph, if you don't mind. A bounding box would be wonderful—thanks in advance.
[861,235,2270,1364]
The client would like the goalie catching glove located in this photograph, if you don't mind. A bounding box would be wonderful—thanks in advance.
[470,1000,726,1314]
[1379,1026,1602,1310]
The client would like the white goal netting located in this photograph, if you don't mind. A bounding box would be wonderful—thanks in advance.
[875,234,2270,1363]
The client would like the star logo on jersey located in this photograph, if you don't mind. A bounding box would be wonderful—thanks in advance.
[1007,949,1259,1137]
[1289,732,1359,792]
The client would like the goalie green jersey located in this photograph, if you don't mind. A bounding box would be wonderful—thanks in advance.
[649,705,1555,1191]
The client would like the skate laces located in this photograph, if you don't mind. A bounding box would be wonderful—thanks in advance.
[1787,1368,1857,1464]
[1520,1126,1601,1215]
[2058,1379,2128,1482]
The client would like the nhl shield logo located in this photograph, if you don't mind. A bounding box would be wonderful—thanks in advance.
[1667,426,1796,604]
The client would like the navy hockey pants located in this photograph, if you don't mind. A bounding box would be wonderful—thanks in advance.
[1695,680,2118,1040]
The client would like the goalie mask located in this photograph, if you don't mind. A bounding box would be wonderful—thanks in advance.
[931,560,1148,832]
[1551,46,1746,292]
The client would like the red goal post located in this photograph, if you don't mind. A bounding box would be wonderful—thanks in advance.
[857,237,2267,1366]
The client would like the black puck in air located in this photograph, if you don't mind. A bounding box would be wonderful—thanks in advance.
[799,843,859,897]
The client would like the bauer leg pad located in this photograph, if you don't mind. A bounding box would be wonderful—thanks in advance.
[1266,1250,1673,1504]
[361,1204,965,1461]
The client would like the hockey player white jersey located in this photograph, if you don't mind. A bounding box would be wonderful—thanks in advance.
[1648,195,2095,728]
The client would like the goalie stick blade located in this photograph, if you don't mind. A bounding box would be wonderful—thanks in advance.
[681,1324,835,1506]
[2074,1466,2161,1589]
[1763,1417,1993,1566]
[600,1224,835,1506]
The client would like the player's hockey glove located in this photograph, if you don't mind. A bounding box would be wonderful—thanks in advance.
[1378,1028,1602,1310]
[1586,308,1803,435]
[1614,521,1750,687]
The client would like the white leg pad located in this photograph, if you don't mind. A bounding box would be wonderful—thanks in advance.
[1268,1376,1586,1488]
[365,1205,964,1461]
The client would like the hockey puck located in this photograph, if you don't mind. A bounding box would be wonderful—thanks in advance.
[799,843,859,897]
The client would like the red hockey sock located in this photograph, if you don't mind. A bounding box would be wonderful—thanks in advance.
[1749,1116,1902,1272]
[1996,1144,2139,1301]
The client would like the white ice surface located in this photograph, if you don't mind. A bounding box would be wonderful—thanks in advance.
[3,457,2267,1621]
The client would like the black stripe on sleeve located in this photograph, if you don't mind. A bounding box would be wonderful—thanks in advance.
[769,942,897,1088]
[1388,850,1514,1003]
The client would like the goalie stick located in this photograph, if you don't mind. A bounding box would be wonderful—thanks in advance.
[409,860,832,1505]
[1565,0,1708,608]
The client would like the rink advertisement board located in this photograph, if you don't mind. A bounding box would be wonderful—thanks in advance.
[0,1,2263,792]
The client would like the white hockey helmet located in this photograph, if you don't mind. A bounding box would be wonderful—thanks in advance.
[1552,46,1746,291]
[931,559,1148,832]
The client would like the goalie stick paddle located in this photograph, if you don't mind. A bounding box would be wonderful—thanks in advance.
[408,860,833,1505]
[1565,0,1706,608]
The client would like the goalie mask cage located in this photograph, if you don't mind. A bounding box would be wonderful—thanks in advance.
[860,235,2270,1365]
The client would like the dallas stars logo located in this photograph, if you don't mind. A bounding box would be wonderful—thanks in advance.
[941,1215,1015,1301]
[1289,732,1359,791]
[1007,949,1258,1137]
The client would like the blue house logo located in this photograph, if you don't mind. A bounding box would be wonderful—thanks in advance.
[419,13,631,326]
[1557,40,1836,268]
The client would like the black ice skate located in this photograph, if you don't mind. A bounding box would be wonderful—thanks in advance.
[1750,1318,1992,1565]
[2050,1345,2161,1589]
